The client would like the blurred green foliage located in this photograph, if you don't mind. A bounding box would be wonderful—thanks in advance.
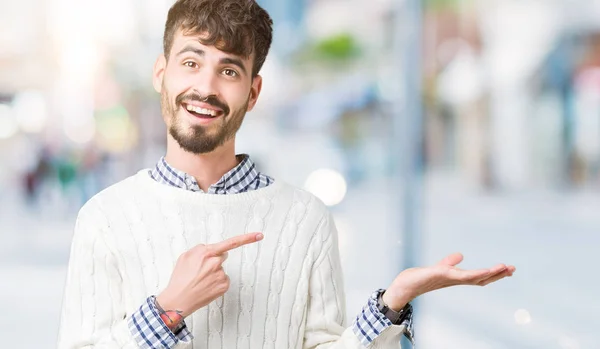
[313,33,360,60]
[424,0,467,10]
[293,33,361,68]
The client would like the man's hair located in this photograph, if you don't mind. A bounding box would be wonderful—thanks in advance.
[163,0,273,77]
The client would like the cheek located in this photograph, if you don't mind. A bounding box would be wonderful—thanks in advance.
[224,86,252,109]
[163,68,194,99]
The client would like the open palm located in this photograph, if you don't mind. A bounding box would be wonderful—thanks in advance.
[383,253,516,310]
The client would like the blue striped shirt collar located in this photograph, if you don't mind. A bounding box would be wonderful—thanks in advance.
[150,154,264,194]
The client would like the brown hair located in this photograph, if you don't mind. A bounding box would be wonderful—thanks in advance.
[163,0,273,77]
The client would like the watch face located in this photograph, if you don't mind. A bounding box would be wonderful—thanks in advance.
[385,309,401,324]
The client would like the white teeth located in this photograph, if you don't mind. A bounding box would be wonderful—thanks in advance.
[199,108,217,116]
[185,104,218,116]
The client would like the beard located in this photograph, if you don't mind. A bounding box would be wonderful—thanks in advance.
[161,87,248,154]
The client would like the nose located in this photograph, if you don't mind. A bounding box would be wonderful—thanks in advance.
[193,68,219,98]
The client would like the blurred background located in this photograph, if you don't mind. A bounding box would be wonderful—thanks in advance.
[1,0,599,347]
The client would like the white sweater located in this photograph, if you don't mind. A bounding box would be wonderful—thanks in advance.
[57,170,405,348]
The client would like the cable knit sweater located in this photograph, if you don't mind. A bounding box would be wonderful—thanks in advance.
[57,170,406,348]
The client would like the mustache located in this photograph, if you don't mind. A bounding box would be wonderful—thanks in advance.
[176,93,230,115]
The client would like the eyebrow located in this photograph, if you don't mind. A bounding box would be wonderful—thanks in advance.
[176,45,248,76]
[177,45,205,58]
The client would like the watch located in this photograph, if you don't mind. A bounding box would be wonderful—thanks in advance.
[376,291,412,325]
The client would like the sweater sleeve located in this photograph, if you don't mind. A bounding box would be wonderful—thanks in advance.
[56,202,192,349]
[302,212,408,349]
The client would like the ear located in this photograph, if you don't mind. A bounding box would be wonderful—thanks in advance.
[152,54,167,93]
[246,75,263,112]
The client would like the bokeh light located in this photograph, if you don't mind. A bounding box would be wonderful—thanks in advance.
[13,91,48,133]
[63,117,96,144]
[304,168,348,206]
[514,309,532,325]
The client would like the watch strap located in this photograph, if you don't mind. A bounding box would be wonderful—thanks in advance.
[376,291,412,325]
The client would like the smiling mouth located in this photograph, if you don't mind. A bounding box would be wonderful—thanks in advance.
[182,103,224,119]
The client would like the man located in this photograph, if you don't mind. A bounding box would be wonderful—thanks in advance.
[57,0,516,348]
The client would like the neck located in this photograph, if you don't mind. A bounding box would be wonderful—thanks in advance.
[165,135,239,192]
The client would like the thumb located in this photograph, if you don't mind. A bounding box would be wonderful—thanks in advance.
[438,252,463,267]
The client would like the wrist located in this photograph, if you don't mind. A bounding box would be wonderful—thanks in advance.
[377,291,413,325]
[382,289,414,312]
[156,292,192,319]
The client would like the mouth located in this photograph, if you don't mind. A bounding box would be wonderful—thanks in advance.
[181,102,224,119]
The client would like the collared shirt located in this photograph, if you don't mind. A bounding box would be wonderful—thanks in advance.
[149,155,273,194]
[129,155,414,348]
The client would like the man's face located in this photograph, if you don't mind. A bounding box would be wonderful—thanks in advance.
[153,30,262,154]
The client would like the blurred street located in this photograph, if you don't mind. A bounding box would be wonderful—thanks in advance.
[2,172,598,349]
[2,0,600,347]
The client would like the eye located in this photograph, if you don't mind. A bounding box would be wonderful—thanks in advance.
[222,68,239,77]
[183,61,198,69]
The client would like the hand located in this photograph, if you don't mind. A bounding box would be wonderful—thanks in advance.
[157,232,264,318]
[382,253,516,311]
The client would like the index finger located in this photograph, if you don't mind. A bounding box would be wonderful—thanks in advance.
[209,232,264,255]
